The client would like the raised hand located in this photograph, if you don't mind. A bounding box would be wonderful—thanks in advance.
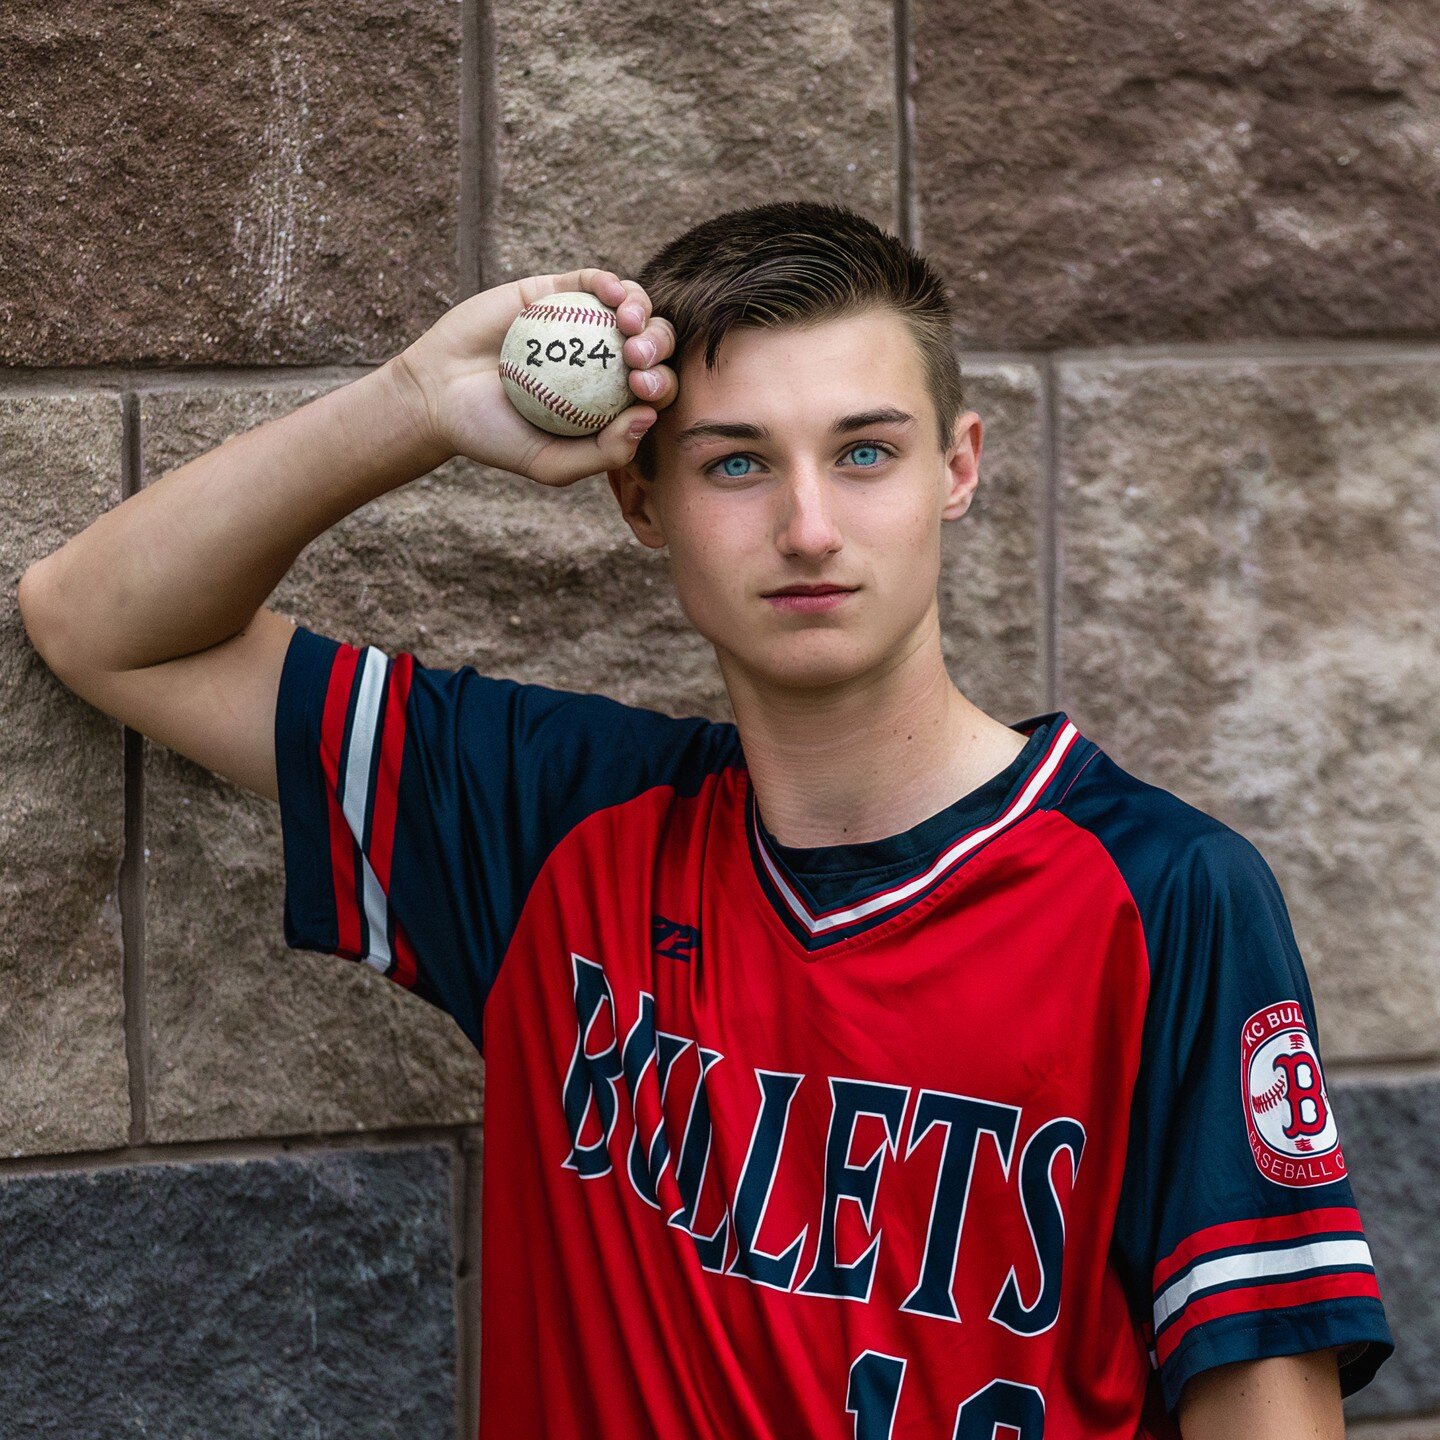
[386,268,679,487]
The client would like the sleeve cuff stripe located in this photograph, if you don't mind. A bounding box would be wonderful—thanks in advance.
[320,641,365,958]
[1156,1237,1374,1327]
[1155,1270,1382,1366]
[1153,1205,1364,1290]
[1155,1226,1373,1307]
[319,641,416,987]
[373,651,417,989]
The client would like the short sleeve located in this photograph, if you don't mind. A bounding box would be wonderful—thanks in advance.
[1110,825,1395,1416]
[272,623,736,1052]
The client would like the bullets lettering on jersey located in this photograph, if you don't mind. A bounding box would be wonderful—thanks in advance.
[664,1045,729,1271]
[797,1078,908,1302]
[618,989,664,1208]
[898,1092,1021,1323]
[564,955,731,1269]
[560,955,624,1178]
[727,1070,809,1290]
[627,1028,691,1210]
[560,951,1084,1328]
[990,1117,1085,1337]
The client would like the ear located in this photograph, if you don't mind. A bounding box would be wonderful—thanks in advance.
[606,459,667,550]
[940,411,983,521]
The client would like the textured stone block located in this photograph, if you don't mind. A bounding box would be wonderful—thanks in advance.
[490,0,896,280]
[913,0,1440,346]
[2,0,460,367]
[1332,1079,1440,1420]
[0,1145,457,1437]
[0,392,129,1157]
[1055,357,1440,1061]
[938,362,1046,722]
[1349,1424,1440,1440]
[138,379,727,1141]
[1349,1422,1440,1440]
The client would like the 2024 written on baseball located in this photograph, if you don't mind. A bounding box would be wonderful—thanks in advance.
[524,336,620,370]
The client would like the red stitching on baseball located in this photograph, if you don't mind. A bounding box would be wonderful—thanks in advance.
[499,359,611,431]
[523,303,617,327]
[1251,1075,1287,1114]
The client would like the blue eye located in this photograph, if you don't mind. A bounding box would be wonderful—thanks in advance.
[847,443,886,467]
[705,440,892,480]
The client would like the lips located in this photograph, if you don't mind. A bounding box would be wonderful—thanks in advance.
[761,583,858,614]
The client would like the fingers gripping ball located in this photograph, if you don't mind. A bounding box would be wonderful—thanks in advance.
[499,292,634,437]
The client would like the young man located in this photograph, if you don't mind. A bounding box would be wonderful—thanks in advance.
[20,201,1393,1437]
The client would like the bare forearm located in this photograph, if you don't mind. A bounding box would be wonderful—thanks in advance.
[19,358,450,673]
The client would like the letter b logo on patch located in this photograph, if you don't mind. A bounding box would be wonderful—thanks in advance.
[1240,1002,1345,1188]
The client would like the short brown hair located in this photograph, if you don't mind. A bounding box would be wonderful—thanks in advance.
[631,200,964,481]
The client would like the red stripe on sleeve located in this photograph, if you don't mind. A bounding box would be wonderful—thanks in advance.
[368,651,408,893]
[373,653,418,990]
[1153,1206,1365,1293]
[393,927,422,991]
[1156,1268,1382,1366]
[320,642,364,960]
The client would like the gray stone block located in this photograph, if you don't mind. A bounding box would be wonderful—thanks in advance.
[1334,1079,1440,1421]
[0,1145,457,1438]
[1056,356,1440,1061]
[938,362,1046,722]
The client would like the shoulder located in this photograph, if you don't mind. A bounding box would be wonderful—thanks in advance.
[418,661,744,782]
[281,623,747,825]
[1048,741,1281,959]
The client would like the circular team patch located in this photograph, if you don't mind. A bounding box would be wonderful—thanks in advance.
[1241,1002,1345,1188]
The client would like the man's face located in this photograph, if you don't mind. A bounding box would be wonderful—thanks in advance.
[609,307,981,697]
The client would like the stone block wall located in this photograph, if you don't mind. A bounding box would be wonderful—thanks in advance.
[2,1,1435,1435]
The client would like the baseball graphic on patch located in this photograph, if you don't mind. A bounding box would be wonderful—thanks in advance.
[1241,1001,1345,1188]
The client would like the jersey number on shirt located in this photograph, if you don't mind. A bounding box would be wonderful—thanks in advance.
[847,1351,1044,1438]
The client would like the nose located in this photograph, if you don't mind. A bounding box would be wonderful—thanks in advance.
[774,464,843,561]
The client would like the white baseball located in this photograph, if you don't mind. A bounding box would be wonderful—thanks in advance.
[499,291,634,437]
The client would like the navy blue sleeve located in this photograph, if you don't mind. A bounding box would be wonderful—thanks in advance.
[273,623,736,1052]
[1103,821,1396,1415]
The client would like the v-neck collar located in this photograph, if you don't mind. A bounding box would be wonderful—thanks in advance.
[742,711,1086,952]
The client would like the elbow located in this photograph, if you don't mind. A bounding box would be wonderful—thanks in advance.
[16,561,46,645]
[16,560,74,676]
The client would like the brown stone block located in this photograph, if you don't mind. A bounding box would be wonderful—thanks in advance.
[938,362,1046,722]
[0,392,129,1156]
[913,0,1440,345]
[2,1,460,367]
[137,378,726,1141]
[1055,356,1440,1060]
[490,0,897,279]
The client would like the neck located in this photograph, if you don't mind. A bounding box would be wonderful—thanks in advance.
[718,610,1030,850]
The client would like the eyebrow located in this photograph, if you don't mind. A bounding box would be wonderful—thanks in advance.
[673,406,918,450]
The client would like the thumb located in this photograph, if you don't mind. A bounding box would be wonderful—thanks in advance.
[534,404,657,486]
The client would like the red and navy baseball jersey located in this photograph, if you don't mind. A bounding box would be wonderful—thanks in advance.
[274,623,1394,1438]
